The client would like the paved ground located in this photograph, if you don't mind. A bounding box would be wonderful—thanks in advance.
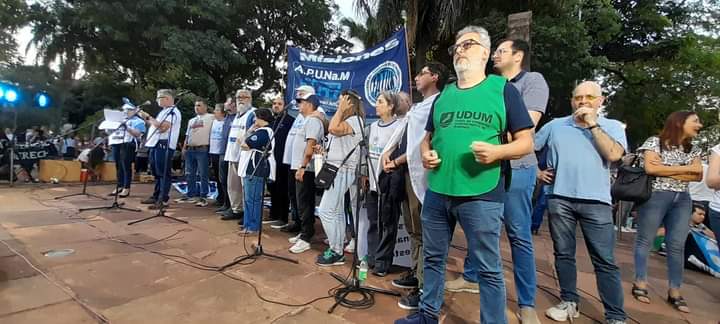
[0,183,718,324]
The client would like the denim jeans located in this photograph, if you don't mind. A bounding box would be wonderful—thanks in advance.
[150,140,174,203]
[242,176,265,231]
[463,166,537,308]
[531,186,548,232]
[634,190,692,289]
[548,197,626,321]
[112,142,136,189]
[318,168,356,255]
[710,208,720,243]
[185,148,209,198]
[420,190,506,324]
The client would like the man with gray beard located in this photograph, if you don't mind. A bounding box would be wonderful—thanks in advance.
[221,89,256,221]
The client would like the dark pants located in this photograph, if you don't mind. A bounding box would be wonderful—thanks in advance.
[150,140,174,203]
[269,164,291,223]
[548,197,626,321]
[365,191,380,265]
[135,156,149,173]
[219,159,230,209]
[111,142,136,189]
[376,192,402,272]
[289,169,300,224]
[296,171,317,243]
[210,153,225,204]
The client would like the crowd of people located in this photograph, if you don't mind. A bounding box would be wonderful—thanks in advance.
[5,23,720,324]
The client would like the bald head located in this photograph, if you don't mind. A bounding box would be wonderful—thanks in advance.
[571,81,605,111]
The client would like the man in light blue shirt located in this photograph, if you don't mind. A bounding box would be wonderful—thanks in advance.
[534,81,627,324]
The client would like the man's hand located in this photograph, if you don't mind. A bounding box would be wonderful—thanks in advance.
[470,141,503,164]
[360,176,369,192]
[538,168,554,184]
[573,107,598,126]
[138,110,150,120]
[422,150,441,169]
[240,143,250,151]
[295,168,305,182]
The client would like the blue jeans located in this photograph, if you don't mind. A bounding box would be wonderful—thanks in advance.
[184,148,209,198]
[318,168,356,255]
[150,140,174,203]
[420,190,506,324]
[531,186,548,232]
[548,197,626,321]
[634,191,691,289]
[243,176,265,232]
[463,166,537,308]
[112,142,136,189]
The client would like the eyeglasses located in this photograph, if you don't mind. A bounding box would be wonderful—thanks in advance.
[448,39,486,56]
[573,94,601,101]
[156,96,168,100]
[236,95,251,99]
[492,48,514,56]
[416,70,432,77]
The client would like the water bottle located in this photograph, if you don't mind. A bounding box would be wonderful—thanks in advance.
[358,257,369,283]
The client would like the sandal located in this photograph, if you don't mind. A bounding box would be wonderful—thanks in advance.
[631,284,651,304]
[667,295,690,313]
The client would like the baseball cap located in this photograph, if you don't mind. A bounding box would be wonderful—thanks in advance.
[122,103,137,111]
[295,85,315,96]
[296,93,320,107]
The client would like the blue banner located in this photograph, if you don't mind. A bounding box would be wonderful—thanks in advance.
[286,28,410,117]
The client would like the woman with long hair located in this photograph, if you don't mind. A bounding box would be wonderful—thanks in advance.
[632,111,703,313]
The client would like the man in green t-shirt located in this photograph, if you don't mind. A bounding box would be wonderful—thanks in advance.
[394,25,534,324]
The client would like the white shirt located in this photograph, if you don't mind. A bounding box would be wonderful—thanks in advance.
[145,106,182,149]
[368,119,401,191]
[708,146,720,212]
[691,164,713,202]
[224,108,256,162]
[283,114,306,165]
[382,93,438,203]
[209,119,225,154]
[238,127,277,181]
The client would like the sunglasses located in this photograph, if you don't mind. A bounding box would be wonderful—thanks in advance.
[573,94,601,101]
[448,39,486,56]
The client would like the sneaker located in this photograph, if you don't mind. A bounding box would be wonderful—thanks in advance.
[281,223,301,233]
[118,188,130,197]
[344,238,355,253]
[148,202,169,210]
[195,198,208,207]
[621,226,637,233]
[445,276,479,294]
[392,272,419,289]
[108,188,119,196]
[518,307,541,324]
[397,288,421,310]
[606,320,626,324]
[289,239,311,254]
[288,233,302,244]
[271,221,289,229]
[215,207,228,214]
[141,197,157,204]
[316,248,345,267]
[394,311,438,324]
[174,197,189,203]
[262,218,278,224]
[545,301,579,322]
[221,210,242,220]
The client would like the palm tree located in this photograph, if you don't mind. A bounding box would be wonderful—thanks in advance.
[26,1,82,81]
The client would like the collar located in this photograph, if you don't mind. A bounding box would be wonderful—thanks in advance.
[509,70,527,83]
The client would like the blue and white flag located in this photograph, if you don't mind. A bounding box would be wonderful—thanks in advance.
[286,28,410,117]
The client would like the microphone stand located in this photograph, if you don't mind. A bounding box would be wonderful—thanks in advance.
[327,104,400,314]
[79,117,141,213]
[219,107,297,271]
[129,105,188,225]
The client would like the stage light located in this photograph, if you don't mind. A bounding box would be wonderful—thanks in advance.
[5,88,18,103]
[35,92,51,108]
[0,87,4,100]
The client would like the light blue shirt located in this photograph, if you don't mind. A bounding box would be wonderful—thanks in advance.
[534,115,627,205]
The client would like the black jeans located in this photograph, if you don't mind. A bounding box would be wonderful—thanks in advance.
[219,159,230,209]
[269,164,290,223]
[365,191,380,265]
[296,171,317,243]
[289,169,300,224]
[376,191,402,272]
[210,153,225,204]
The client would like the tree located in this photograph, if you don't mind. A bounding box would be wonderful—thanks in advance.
[0,0,28,66]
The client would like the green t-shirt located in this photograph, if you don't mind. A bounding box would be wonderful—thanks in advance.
[427,75,507,197]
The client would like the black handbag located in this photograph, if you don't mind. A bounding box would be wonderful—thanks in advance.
[314,144,358,190]
[611,154,652,203]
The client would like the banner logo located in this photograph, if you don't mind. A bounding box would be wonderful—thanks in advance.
[364,61,402,105]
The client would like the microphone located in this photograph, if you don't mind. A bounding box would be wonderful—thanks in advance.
[138,100,152,107]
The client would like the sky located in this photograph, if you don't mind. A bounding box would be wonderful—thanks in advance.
[14,0,365,66]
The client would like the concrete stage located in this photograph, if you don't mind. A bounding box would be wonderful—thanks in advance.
[0,183,718,323]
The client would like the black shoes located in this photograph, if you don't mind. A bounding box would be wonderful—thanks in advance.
[397,288,421,310]
[280,222,301,233]
[141,197,157,204]
[392,272,419,289]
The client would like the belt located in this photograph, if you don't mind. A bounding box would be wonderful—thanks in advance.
[187,145,209,150]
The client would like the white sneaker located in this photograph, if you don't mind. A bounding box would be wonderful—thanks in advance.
[289,239,311,254]
[288,233,302,244]
[545,301,579,322]
[344,239,355,253]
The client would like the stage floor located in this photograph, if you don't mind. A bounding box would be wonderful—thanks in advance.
[0,183,718,323]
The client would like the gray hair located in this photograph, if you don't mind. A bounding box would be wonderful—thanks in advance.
[455,25,491,50]
[157,89,174,99]
[235,89,252,98]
